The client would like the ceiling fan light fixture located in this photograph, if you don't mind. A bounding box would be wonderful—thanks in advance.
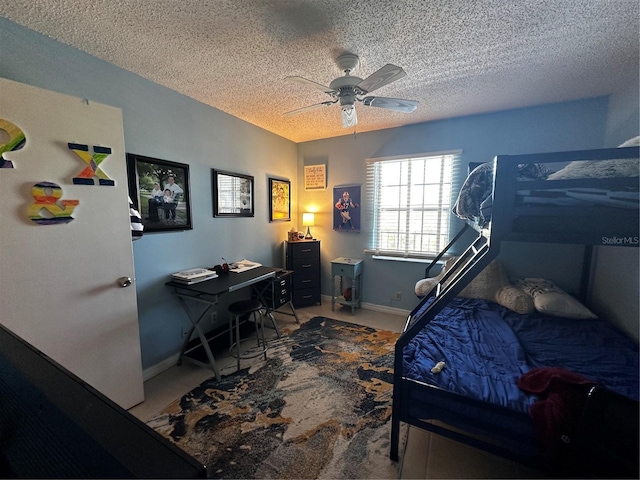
[342,105,357,128]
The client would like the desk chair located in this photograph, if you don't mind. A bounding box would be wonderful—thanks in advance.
[228,299,267,371]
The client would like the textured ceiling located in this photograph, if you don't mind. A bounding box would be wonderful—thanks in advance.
[2,1,638,143]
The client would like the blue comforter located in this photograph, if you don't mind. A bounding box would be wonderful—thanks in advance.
[403,297,639,414]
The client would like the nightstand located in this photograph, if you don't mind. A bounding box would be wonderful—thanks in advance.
[331,257,363,314]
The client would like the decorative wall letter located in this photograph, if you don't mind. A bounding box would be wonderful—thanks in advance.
[0,118,26,168]
[68,143,115,186]
[27,181,80,225]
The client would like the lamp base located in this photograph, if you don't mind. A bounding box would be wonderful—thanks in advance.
[304,227,313,239]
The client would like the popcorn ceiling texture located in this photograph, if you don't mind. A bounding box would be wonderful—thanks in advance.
[2,0,638,142]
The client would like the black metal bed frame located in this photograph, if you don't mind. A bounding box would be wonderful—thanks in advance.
[390,146,639,473]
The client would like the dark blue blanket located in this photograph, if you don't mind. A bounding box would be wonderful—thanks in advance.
[403,297,639,414]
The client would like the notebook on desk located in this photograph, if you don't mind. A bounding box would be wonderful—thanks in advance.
[229,259,262,273]
[171,267,218,284]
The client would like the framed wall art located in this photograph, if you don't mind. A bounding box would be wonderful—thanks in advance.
[269,178,291,222]
[304,164,326,190]
[126,153,193,232]
[333,184,361,232]
[212,169,254,217]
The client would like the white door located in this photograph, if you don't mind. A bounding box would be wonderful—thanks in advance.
[0,78,144,409]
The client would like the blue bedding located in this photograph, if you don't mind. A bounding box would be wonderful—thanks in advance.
[403,297,639,414]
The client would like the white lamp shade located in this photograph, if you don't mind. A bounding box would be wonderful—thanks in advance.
[302,212,315,226]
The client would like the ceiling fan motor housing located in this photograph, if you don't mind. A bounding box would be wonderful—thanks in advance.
[335,53,360,74]
[329,75,363,106]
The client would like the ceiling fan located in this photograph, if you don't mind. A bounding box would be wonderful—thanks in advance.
[284,53,419,128]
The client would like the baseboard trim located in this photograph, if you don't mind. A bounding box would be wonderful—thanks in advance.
[319,295,410,317]
[143,353,180,382]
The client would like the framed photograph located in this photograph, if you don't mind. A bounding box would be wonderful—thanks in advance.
[212,169,254,217]
[333,184,361,233]
[269,178,291,222]
[126,153,193,233]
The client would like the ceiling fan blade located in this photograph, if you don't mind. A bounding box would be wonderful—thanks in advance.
[341,105,357,128]
[356,64,407,94]
[362,96,418,113]
[284,101,335,117]
[285,76,335,94]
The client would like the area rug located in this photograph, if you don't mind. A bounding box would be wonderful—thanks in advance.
[147,316,403,479]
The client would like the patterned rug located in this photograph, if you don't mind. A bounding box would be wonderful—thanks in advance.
[147,316,403,479]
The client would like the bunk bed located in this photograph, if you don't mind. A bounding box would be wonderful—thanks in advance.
[390,145,639,477]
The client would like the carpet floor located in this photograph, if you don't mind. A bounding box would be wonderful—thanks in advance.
[147,316,404,479]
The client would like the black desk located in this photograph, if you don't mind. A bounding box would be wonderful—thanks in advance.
[165,266,298,380]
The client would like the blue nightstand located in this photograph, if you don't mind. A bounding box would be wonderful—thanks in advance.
[330,257,363,314]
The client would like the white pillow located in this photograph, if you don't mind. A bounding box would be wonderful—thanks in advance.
[533,291,597,319]
[515,278,597,319]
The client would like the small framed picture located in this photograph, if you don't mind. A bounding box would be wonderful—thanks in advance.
[269,178,291,222]
[212,169,254,217]
[126,153,193,233]
[304,164,326,190]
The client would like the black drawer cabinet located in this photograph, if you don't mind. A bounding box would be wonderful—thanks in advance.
[285,240,321,308]
[261,273,291,310]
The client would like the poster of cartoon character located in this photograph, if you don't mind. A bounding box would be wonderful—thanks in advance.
[333,185,361,232]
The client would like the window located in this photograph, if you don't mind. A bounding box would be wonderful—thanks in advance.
[366,151,457,259]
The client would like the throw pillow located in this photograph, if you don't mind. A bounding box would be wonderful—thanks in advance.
[458,259,510,301]
[533,291,597,319]
[415,277,439,297]
[515,278,597,319]
[414,257,459,297]
[495,285,535,314]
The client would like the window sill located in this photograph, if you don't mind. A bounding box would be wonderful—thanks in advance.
[367,251,451,264]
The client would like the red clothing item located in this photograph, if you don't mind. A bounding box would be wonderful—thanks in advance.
[518,367,595,445]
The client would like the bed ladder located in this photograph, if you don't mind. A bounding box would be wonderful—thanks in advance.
[404,226,498,336]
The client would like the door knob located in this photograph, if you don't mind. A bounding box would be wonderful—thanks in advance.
[117,276,132,288]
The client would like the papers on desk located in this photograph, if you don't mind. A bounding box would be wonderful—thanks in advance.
[229,259,262,273]
[171,267,218,284]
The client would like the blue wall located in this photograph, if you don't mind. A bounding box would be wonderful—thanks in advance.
[1,18,298,373]
[296,99,613,305]
[2,17,637,374]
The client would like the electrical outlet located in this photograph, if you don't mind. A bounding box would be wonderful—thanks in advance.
[210,311,218,324]
[395,291,402,300]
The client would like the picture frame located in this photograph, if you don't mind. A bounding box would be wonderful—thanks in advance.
[269,178,291,222]
[304,164,326,190]
[333,184,361,233]
[212,169,254,217]
[126,153,193,233]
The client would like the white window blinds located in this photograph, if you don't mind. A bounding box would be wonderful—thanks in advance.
[366,151,458,259]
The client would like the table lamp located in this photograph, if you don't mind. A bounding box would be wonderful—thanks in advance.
[302,212,315,239]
